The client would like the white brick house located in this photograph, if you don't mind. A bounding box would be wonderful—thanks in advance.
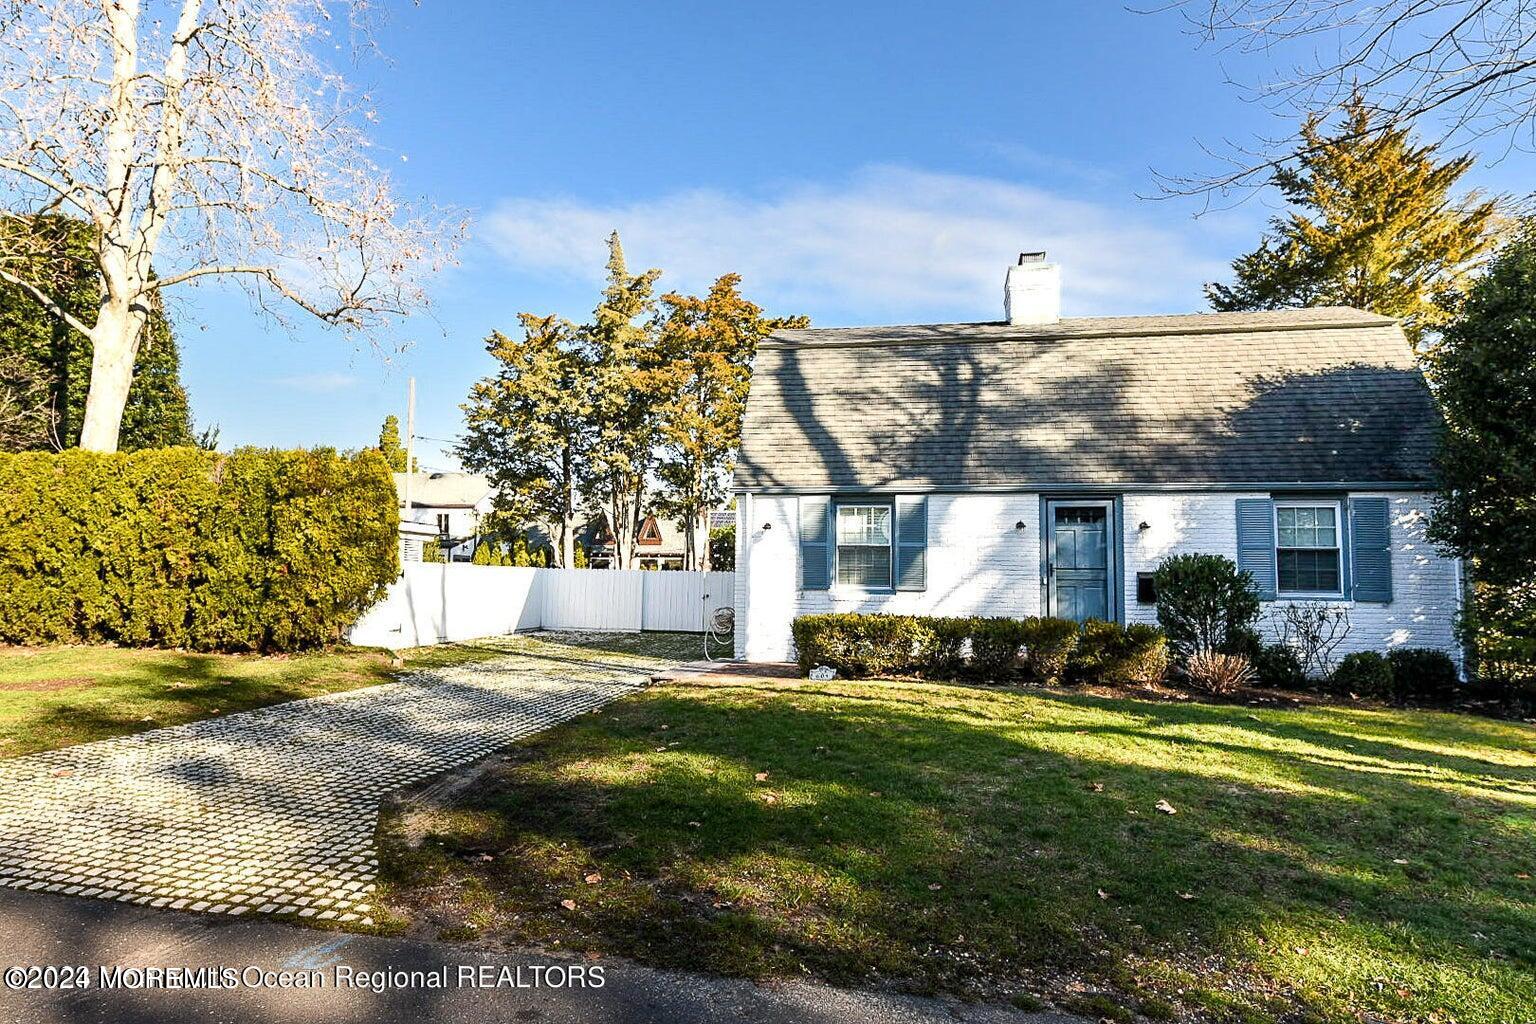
[731,256,1461,666]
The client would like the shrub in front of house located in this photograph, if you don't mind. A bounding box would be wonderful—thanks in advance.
[1152,553,1262,660]
[1386,648,1460,701]
[791,613,928,677]
[967,617,1031,679]
[1017,616,1081,683]
[1184,651,1256,694]
[1329,651,1394,697]
[0,447,398,652]
[1069,619,1169,685]
[921,616,973,678]
[789,613,1167,686]
[1251,643,1308,689]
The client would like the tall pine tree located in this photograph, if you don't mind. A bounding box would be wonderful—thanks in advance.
[457,314,591,568]
[1207,96,1501,350]
[580,232,663,570]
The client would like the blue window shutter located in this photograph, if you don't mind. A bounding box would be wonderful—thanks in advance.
[1235,499,1277,600]
[1349,497,1393,602]
[799,497,832,590]
[895,495,928,591]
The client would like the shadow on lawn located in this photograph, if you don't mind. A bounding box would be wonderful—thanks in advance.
[382,682,1536,1019]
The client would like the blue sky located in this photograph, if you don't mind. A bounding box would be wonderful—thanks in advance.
[176,1,1532,470]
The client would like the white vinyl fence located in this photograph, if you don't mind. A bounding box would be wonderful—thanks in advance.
[348,563,734,649]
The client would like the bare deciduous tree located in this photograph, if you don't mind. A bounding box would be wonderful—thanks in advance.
[0,0,460,451]
[1160,1,1536,196]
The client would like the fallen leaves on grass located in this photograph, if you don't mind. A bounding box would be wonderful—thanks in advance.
[1155,799,1177,815]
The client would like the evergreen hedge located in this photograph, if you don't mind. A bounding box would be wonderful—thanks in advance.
[0,447,398,652]
[790,612,1167,686]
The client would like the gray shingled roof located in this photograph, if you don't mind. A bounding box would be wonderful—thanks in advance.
[734,307,1440,492]
[392,472,496,508]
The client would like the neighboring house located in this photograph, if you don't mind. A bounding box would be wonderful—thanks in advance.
[393,472,498,561]
[580,513,693,570]
[731,254,1460,666]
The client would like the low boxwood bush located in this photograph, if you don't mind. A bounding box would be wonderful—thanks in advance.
[0,447,398,652]
[1018,616,1080,682]
[790,613,1167,686]
[969,617,1029,679]
[791,613,928,677]
[1251,643,1307,689]
[1330,651,1394,697]
[1069,619,1169,685]
[923,616,974,679]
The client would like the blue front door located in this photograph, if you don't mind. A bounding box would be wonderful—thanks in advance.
[1049,502,1111,622]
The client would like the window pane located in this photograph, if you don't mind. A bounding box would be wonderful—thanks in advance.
[837,545,891,587]
[1314,506,1337,546]
[1278,505,1339,549]
[837,505,891,545]
[1278,549,1341,593]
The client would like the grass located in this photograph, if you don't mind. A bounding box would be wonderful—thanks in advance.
[0,639,510,757]
[376,651,1536,1024]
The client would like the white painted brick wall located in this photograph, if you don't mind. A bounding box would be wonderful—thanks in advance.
[1123,491,1462,667]
[739,494,1040,661]
[737,490,1462,667]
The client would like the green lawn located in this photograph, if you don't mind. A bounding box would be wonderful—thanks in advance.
[0,640,505,757]
[377,663,1536,1024]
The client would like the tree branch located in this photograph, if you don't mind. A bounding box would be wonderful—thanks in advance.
[0,267,93,338]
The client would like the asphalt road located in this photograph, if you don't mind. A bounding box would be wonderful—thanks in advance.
[0,888,1080,1024]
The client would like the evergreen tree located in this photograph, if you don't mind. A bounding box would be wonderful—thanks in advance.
[1429,220,1536,686]
[1207,96,1501,350]
[0,215,195,449]
[457,314,591,568]
[581,232,663,570]
[376,414,416,472]
[651,275,807,568]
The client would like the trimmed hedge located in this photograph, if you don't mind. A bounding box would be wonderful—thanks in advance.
[790,613,1168,686]
[0,447,398,652]
[1072,620,1170,685]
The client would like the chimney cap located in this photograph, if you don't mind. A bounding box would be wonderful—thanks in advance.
[1017,251,1047,265]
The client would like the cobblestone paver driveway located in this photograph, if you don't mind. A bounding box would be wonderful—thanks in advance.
[0,633,687,924]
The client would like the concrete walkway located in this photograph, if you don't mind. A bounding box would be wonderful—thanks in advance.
[0,887,1080,1024]
[0,637,672,925]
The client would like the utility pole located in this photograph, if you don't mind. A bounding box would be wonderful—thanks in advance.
[402,377,416,522]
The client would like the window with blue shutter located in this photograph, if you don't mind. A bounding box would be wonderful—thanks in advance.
[798,497,832,590]
[1349,496,1393,602]
[1235,498,1278,600]
[895,495,928,591]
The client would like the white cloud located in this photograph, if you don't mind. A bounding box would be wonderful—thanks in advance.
[274,372,359,394]
[481,165,1232,322]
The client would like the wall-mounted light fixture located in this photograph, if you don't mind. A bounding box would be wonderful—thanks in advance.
[1138,521,1151,532]
[762,522,772,531]
[1014,520,1027,531]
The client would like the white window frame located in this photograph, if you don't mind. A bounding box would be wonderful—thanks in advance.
[834,501,894,592]
[1274,499,1345,598]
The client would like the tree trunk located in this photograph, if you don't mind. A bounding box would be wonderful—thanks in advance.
[559,443,576,569]
[625,478,646,570]
[76,302,144,452]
